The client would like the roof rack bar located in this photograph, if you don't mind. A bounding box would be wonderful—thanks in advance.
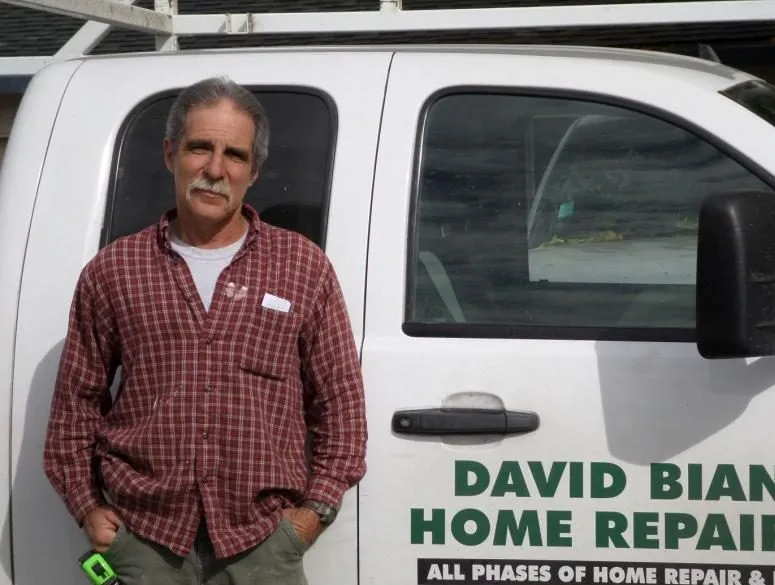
[1,0,774,78]
[0,0,171,34]
[154,0,179,52]
[172,1,775,36]
[55,0,139,58]
[3,0,775,39]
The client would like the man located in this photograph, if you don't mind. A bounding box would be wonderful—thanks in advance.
[42,76,368,585]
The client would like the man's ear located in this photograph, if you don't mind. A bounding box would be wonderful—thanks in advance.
[249,168,259,186]
[163,137,175,173]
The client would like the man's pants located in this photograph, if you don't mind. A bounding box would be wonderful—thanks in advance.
[103,518,310,585]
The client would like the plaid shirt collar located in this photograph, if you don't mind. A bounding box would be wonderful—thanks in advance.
[155,202,262,255]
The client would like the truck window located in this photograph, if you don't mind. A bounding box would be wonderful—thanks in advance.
[103,89,335,248]
[406,92,774,340]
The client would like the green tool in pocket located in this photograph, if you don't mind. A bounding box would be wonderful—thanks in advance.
[79,550,119,585]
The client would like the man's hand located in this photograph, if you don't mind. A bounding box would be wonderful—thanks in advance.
[282,507,323,546]
[83,505,122,553]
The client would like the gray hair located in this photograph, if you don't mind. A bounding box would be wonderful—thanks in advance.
[165,76,270,170]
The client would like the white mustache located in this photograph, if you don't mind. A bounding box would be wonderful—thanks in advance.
[187,176,231,199]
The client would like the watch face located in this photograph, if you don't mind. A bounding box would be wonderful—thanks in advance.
[321,507,337,524]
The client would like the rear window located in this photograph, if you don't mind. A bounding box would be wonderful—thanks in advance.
[103,88,336,248]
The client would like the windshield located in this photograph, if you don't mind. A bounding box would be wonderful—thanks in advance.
[721,79,775,127]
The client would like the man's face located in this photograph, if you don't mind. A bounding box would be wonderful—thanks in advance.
[164,98,258,223]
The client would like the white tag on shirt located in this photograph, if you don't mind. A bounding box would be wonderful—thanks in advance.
[262,292,291,313]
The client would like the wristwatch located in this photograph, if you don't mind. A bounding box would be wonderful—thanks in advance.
[302,500,338,525]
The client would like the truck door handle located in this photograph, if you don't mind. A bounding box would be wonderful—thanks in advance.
[391,407,539,436]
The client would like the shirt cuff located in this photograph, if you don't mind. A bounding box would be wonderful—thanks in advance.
[304,475,347,510]
[68,486,105,526]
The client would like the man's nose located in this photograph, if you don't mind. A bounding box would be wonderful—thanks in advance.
[205,152,225,179]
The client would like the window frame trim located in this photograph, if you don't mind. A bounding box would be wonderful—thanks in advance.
[101,84,339,250]
[403,85,775,343]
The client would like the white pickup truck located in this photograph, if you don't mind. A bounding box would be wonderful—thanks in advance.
[4,24,775,585]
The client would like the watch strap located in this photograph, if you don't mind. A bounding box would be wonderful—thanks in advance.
[302,499,338,525]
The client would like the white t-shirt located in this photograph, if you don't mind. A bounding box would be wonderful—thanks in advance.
[170,230,248,311]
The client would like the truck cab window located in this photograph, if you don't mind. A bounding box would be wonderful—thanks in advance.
[407,92,774,340]
[103,89,335,248]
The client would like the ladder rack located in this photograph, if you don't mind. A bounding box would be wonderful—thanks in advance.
[2,0,775,75]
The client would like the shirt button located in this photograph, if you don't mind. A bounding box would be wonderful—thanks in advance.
[204,385,210,393]
[203,431,208,439]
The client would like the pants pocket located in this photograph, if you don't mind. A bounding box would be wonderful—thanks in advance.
[225,519,309,585]
[104,523,127,560]
[102,525,197,585]
[279,519,311,556]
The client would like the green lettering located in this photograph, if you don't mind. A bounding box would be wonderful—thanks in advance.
[451,509,490,546]
[455,460,490,496]
[762,515,775,551]
[664,513,698,549]
[570,462,584,498]
[633,512,659,549]
[688,464,703,500]
[651,463,682,500]
[697,514,736,550]
[529,462,566,497]
[493,510,541,546]
[547,510,573,547]
[596,512,629,548]
[590,462,626,498]
[740,514,754,551]
[491,462,530,497]
[750,466,775,502]
[706,465,746,501]
[410,508,445,545]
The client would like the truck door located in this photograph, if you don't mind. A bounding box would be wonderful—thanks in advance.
[360,51,775,585]
[10,51,390,585]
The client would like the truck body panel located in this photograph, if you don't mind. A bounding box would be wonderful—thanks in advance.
[4,44,775,585]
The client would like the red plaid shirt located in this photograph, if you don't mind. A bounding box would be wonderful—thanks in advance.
[43,204,368,559]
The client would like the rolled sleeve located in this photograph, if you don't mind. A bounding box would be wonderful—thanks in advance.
[43,261,117,525]
[68,484,106,526]
[300,259,368,508]
[304,475,349,509]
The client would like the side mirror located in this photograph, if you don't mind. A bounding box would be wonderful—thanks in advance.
[697,190,775,359]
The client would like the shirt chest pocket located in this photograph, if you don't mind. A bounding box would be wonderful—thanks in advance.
[239,305,303,381]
